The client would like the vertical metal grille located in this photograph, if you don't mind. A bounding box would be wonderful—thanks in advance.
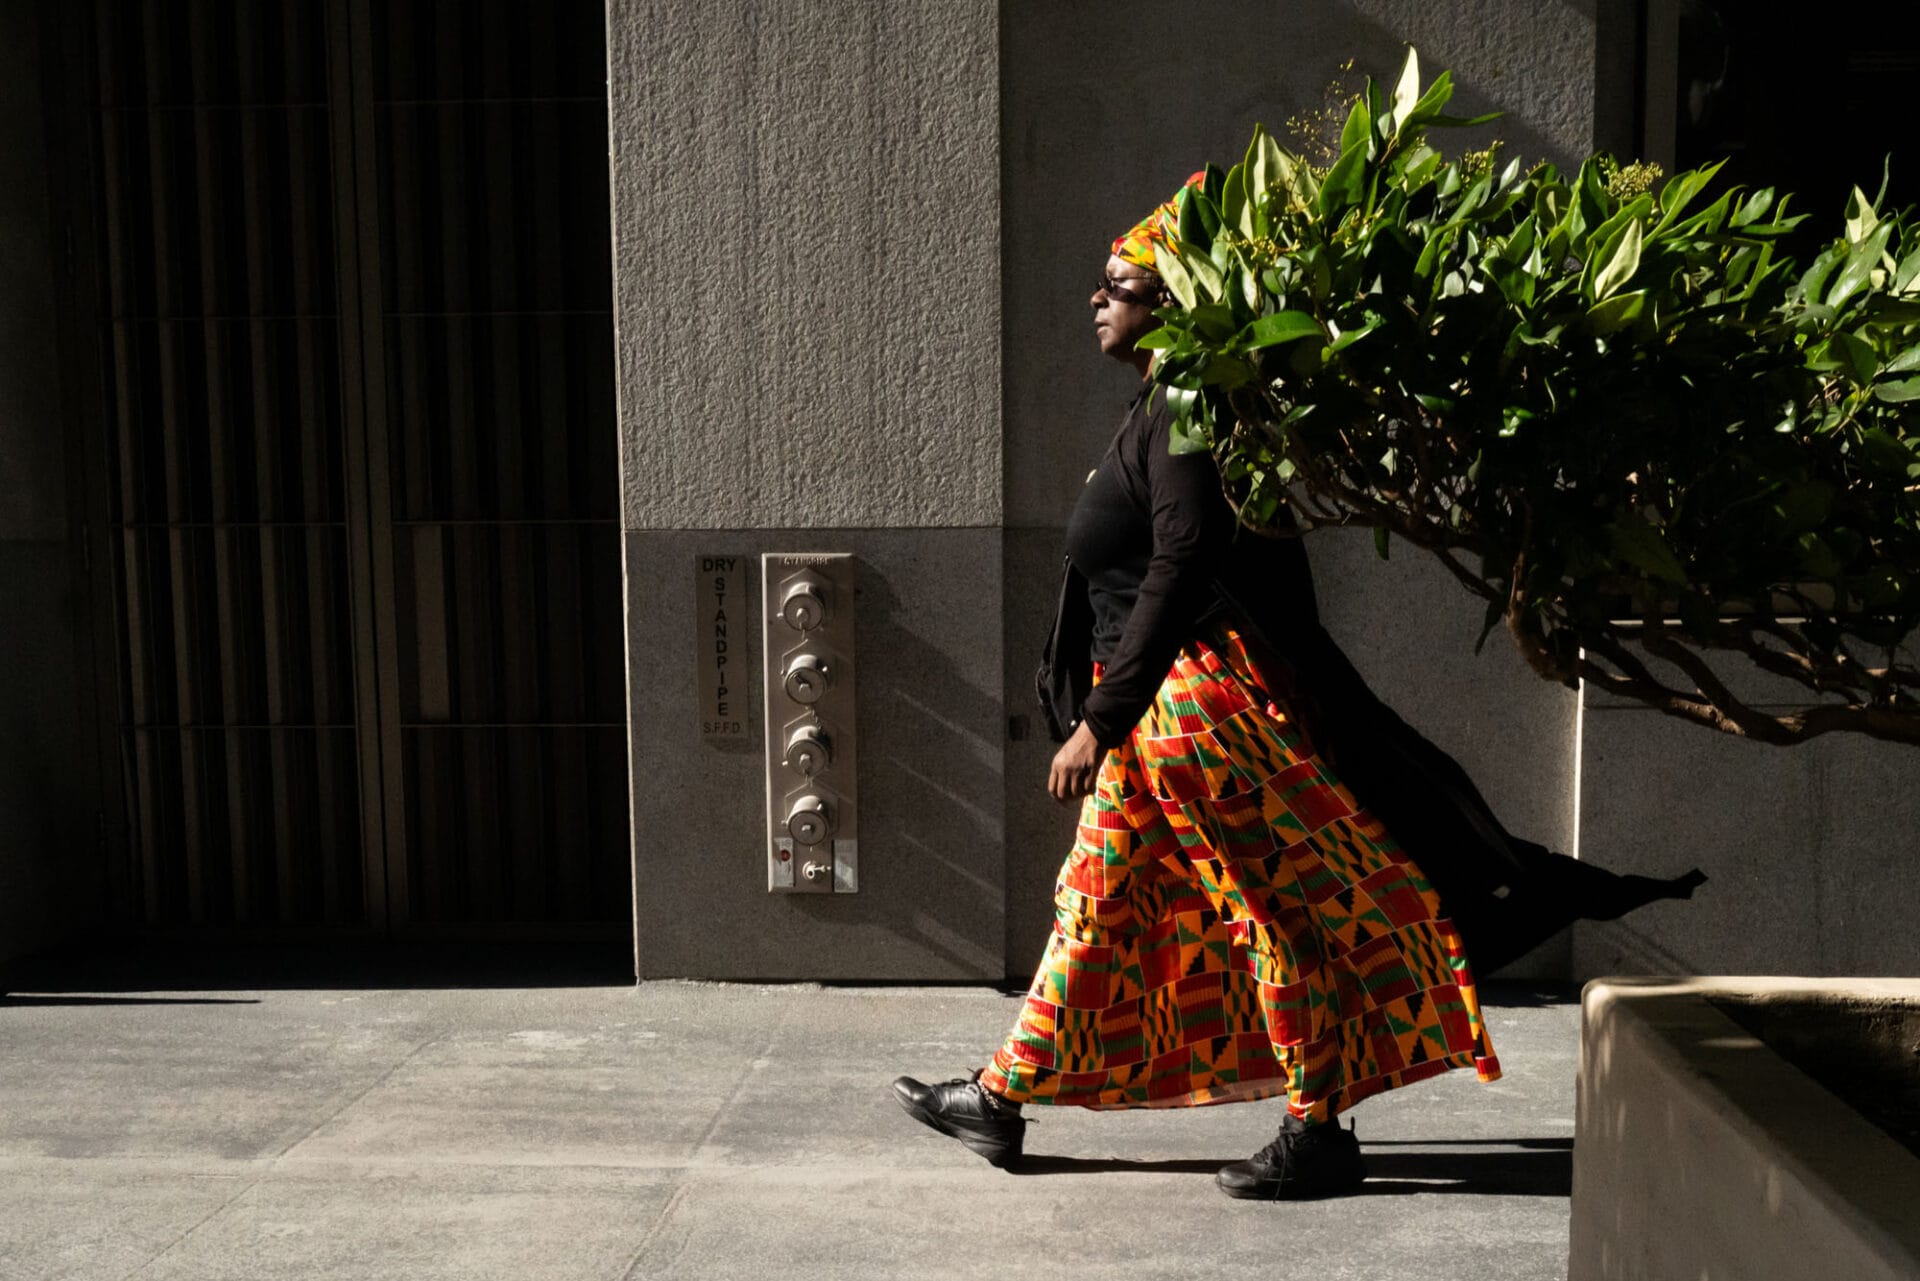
[89,0,627,935]
[367,0,628,928]
[95,0,366,928]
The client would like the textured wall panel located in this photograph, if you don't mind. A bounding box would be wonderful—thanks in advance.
[1576,706,1920,979]
[625,529,1004,980]
[607,0,1001,530]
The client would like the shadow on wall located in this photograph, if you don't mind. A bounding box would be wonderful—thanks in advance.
[794,560,1008,976]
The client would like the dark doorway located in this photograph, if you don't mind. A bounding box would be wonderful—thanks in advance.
[63,0,628,939]
[1605,0,1920,248]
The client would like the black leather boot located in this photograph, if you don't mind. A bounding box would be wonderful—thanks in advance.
[891,1070,1026,1169]
[1215,1113,1366,1199]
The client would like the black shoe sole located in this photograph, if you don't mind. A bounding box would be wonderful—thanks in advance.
[1215,1175,1366,1200]
[892,1083,1024,1169]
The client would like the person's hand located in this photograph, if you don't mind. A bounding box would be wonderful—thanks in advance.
[1048,722,1104,803]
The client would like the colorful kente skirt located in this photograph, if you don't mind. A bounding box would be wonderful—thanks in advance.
[981,625,1502,1122]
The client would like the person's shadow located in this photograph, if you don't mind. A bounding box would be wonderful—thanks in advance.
[1009,1137,1573,1197]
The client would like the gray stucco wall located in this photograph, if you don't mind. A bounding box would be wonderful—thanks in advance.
[607,0,1000,531]
[1577,695,1920,979]
[607,0,1006,977]
[0,4,92,969]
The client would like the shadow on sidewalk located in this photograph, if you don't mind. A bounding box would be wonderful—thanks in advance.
[1010,1138,1572,1197]
[0,994,260,1006]
[1357,1144,1572,1197]
[1,941,633,993]
[1012,1156,1228,1176]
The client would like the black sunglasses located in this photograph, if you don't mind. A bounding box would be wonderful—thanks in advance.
[1096,273,1163,306]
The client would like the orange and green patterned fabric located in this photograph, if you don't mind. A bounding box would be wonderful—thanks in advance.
[1111,170,1205,270]
[981,625,1501,1122]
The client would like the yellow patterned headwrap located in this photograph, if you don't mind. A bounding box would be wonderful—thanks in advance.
[1111,170,1207,269]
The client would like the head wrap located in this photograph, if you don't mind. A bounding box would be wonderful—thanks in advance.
[1110,169,1207,270]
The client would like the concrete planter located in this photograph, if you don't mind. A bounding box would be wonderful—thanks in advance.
[1571,978,1920,1280]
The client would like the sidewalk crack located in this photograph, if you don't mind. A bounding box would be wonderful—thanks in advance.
[617,1030,778,1278]
[116,1174,258,1281]
[269,1037,436,1162]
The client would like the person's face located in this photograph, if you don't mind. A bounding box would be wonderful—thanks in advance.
[1090,254,1165,361]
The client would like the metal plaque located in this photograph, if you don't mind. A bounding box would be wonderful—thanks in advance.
[696,555,750,742]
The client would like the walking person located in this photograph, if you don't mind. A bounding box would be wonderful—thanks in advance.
[892,175,1703,1199]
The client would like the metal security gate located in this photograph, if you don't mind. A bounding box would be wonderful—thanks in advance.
[80,0,627,937]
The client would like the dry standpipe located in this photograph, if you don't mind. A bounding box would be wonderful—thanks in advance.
[761,553,858,893]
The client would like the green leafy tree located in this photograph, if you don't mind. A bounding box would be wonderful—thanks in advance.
[1145,49,1920,745]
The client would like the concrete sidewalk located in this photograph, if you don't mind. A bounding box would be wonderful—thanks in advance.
[0,954,1578,1280]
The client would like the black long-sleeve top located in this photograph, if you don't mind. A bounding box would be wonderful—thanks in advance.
[1063,388,1239,748]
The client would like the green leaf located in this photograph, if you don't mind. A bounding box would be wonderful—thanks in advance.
[1397,143,1444,192]
[1134,326,1182,350]
[1671,188,1734,238]
[1374,525,1392,560]
[1414,223,1456,281]
[1199,355,1252,388]
[1429,109,1503,128]
[1179,244,1224,300]
[1607,514,1688,585]
[1319,145,1367,219]
[1187,303,1237,342]
[1177,185,1218,253]
[1389,47,1421,132]
[1168,416,1209,455]
[1240,310,1324,350]
[1650,160,1726,236]
[1340,94,1372,157]
[1402,68,1455,129]
[1845,185,1879,245]
[1859,426,1915,476]
[1236,263,1261,313]
[1873,376,1920,403]
[1156,245,1198,308]
[1328,312,1382,353]
[1730,188,1775,227]
[1795,532,1842,578]
[1279,148,1321,211]
[1827,222,1894,309]
[1592,216,1644,300]
[1585,289,1647,335]
[1832,331,1879,385]
[1795,243,1847,303]
[1222,165,1252,240]
[1769,481,1832,532]
[1244,128,1279,233]
[1584,193,1652,262]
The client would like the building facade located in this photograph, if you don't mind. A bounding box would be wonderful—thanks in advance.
[3,0,1915,983]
